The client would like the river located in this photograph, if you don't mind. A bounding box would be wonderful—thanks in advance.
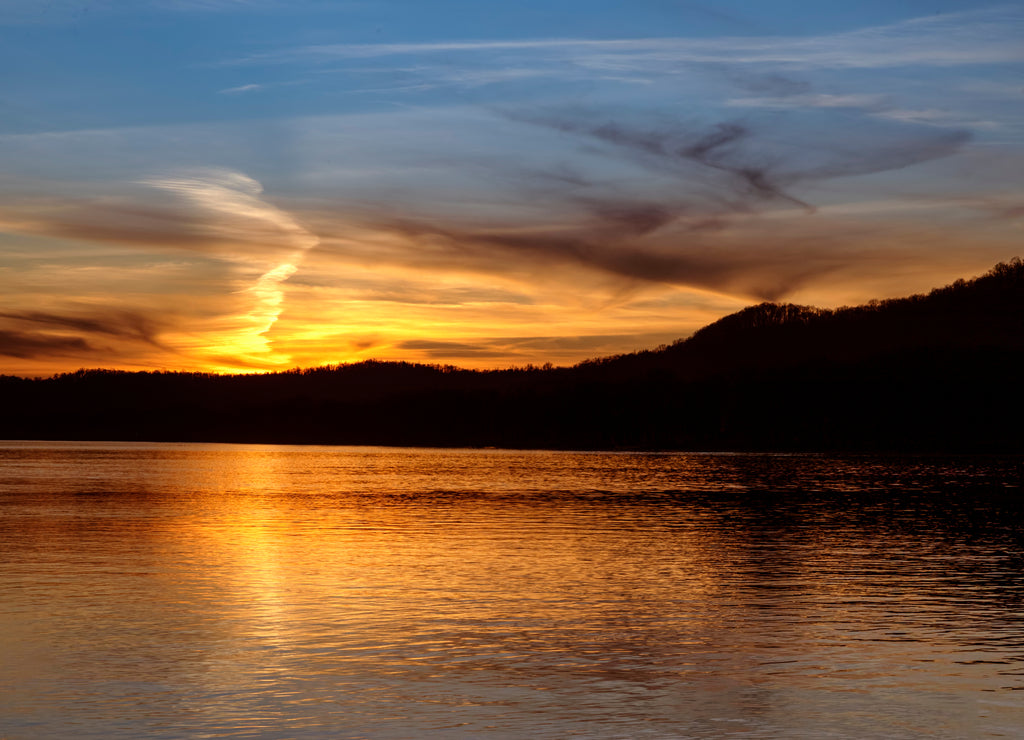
[1,442,1022,738]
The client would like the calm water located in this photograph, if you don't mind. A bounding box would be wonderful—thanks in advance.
[1,442,1023,739]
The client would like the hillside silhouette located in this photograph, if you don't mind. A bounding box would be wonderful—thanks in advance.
[3,259,1023,451]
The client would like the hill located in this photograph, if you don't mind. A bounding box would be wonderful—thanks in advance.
[2,259,1023,451]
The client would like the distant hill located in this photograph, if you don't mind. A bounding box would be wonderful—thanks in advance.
[2,259,1023,451]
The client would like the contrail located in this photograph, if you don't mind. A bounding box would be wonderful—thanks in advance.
[142,169,319,364]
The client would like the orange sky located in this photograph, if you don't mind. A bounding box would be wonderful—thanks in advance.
[1,4,1022,376]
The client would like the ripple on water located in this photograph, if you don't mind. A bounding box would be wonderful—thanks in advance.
[0,442,1022,738]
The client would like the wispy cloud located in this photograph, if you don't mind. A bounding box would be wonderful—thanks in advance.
[0,309,168,348]
[3,2,1021,375]
[140,170,319,365]
[219,83,265,95]
[0,329,92,360]
[726,93,887,110]
[228,7,1024,71]
[395,331,698,362]
[0,99,996,308]
[0,168,321,369]
[0,305,180,367]
[874,108,1001,129]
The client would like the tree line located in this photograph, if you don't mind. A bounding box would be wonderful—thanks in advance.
[2,259,1022,451]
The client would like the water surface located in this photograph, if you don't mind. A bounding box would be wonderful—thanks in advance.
[1,442,1022,738]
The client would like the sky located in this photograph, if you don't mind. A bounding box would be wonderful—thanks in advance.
[1,1,1022,376]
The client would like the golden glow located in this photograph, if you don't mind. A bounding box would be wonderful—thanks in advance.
[0,167,1019,377]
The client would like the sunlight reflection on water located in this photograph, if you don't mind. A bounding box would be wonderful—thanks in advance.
[1,442,1022,738]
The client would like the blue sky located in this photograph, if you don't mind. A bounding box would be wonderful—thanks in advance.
[1,1,1022,374]
[3,1,1017,131]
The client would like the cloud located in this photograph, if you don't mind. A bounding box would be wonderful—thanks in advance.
[509,110,970,212]
[220,83,265,95]
[229,7,1024,71]
[394,329,733,363]
[0,169,321,369]
[0,195,306,261]
[258,99,980,302]
[0,329,92,359]
[726,93,887,110]
[723,89,1003,132]
[2,4,1019,375]
[398,339,499,356]
[0,100,984,308]
[592,119,812,209]
[395,332,676,362]
[0,309,168,348]
[140,170,319,364]
[0,304,196,370]
[345,212,835,302]
[0,8,1015,369]
[322,109,982,299]
[874,108,1000,129]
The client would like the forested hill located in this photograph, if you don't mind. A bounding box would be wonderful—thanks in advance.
[3,259,1023,451]
[588,256,1024,380]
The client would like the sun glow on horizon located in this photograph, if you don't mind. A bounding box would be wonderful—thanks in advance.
[1,3,1022,377]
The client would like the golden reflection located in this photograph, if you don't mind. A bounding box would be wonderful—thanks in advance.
[4,444,1023,737]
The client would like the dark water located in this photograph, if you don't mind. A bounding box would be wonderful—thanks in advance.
[1,442,1022,738]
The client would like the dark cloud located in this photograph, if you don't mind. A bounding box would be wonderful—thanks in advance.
[394,339,517,359]
[0,104,978,322]
[392,107,972,299]
[347,337,378,351]
[682,122,812,209]
[4,201,224,250]
[396,331,690,362]
[472,236,806,301]
[511,108,972,207]
[500,333,674,351]
[511,112,813,210]
[0,309,167,348]
[364,202,968,301]
[399,339,498,354]
[800,127,971,180]
[578,199,680,236]
[0,329,92,359]
[0,308,178,365]
[0,195,306,261]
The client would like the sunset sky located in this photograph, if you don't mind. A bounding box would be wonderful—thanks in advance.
[1,1,1022,375]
